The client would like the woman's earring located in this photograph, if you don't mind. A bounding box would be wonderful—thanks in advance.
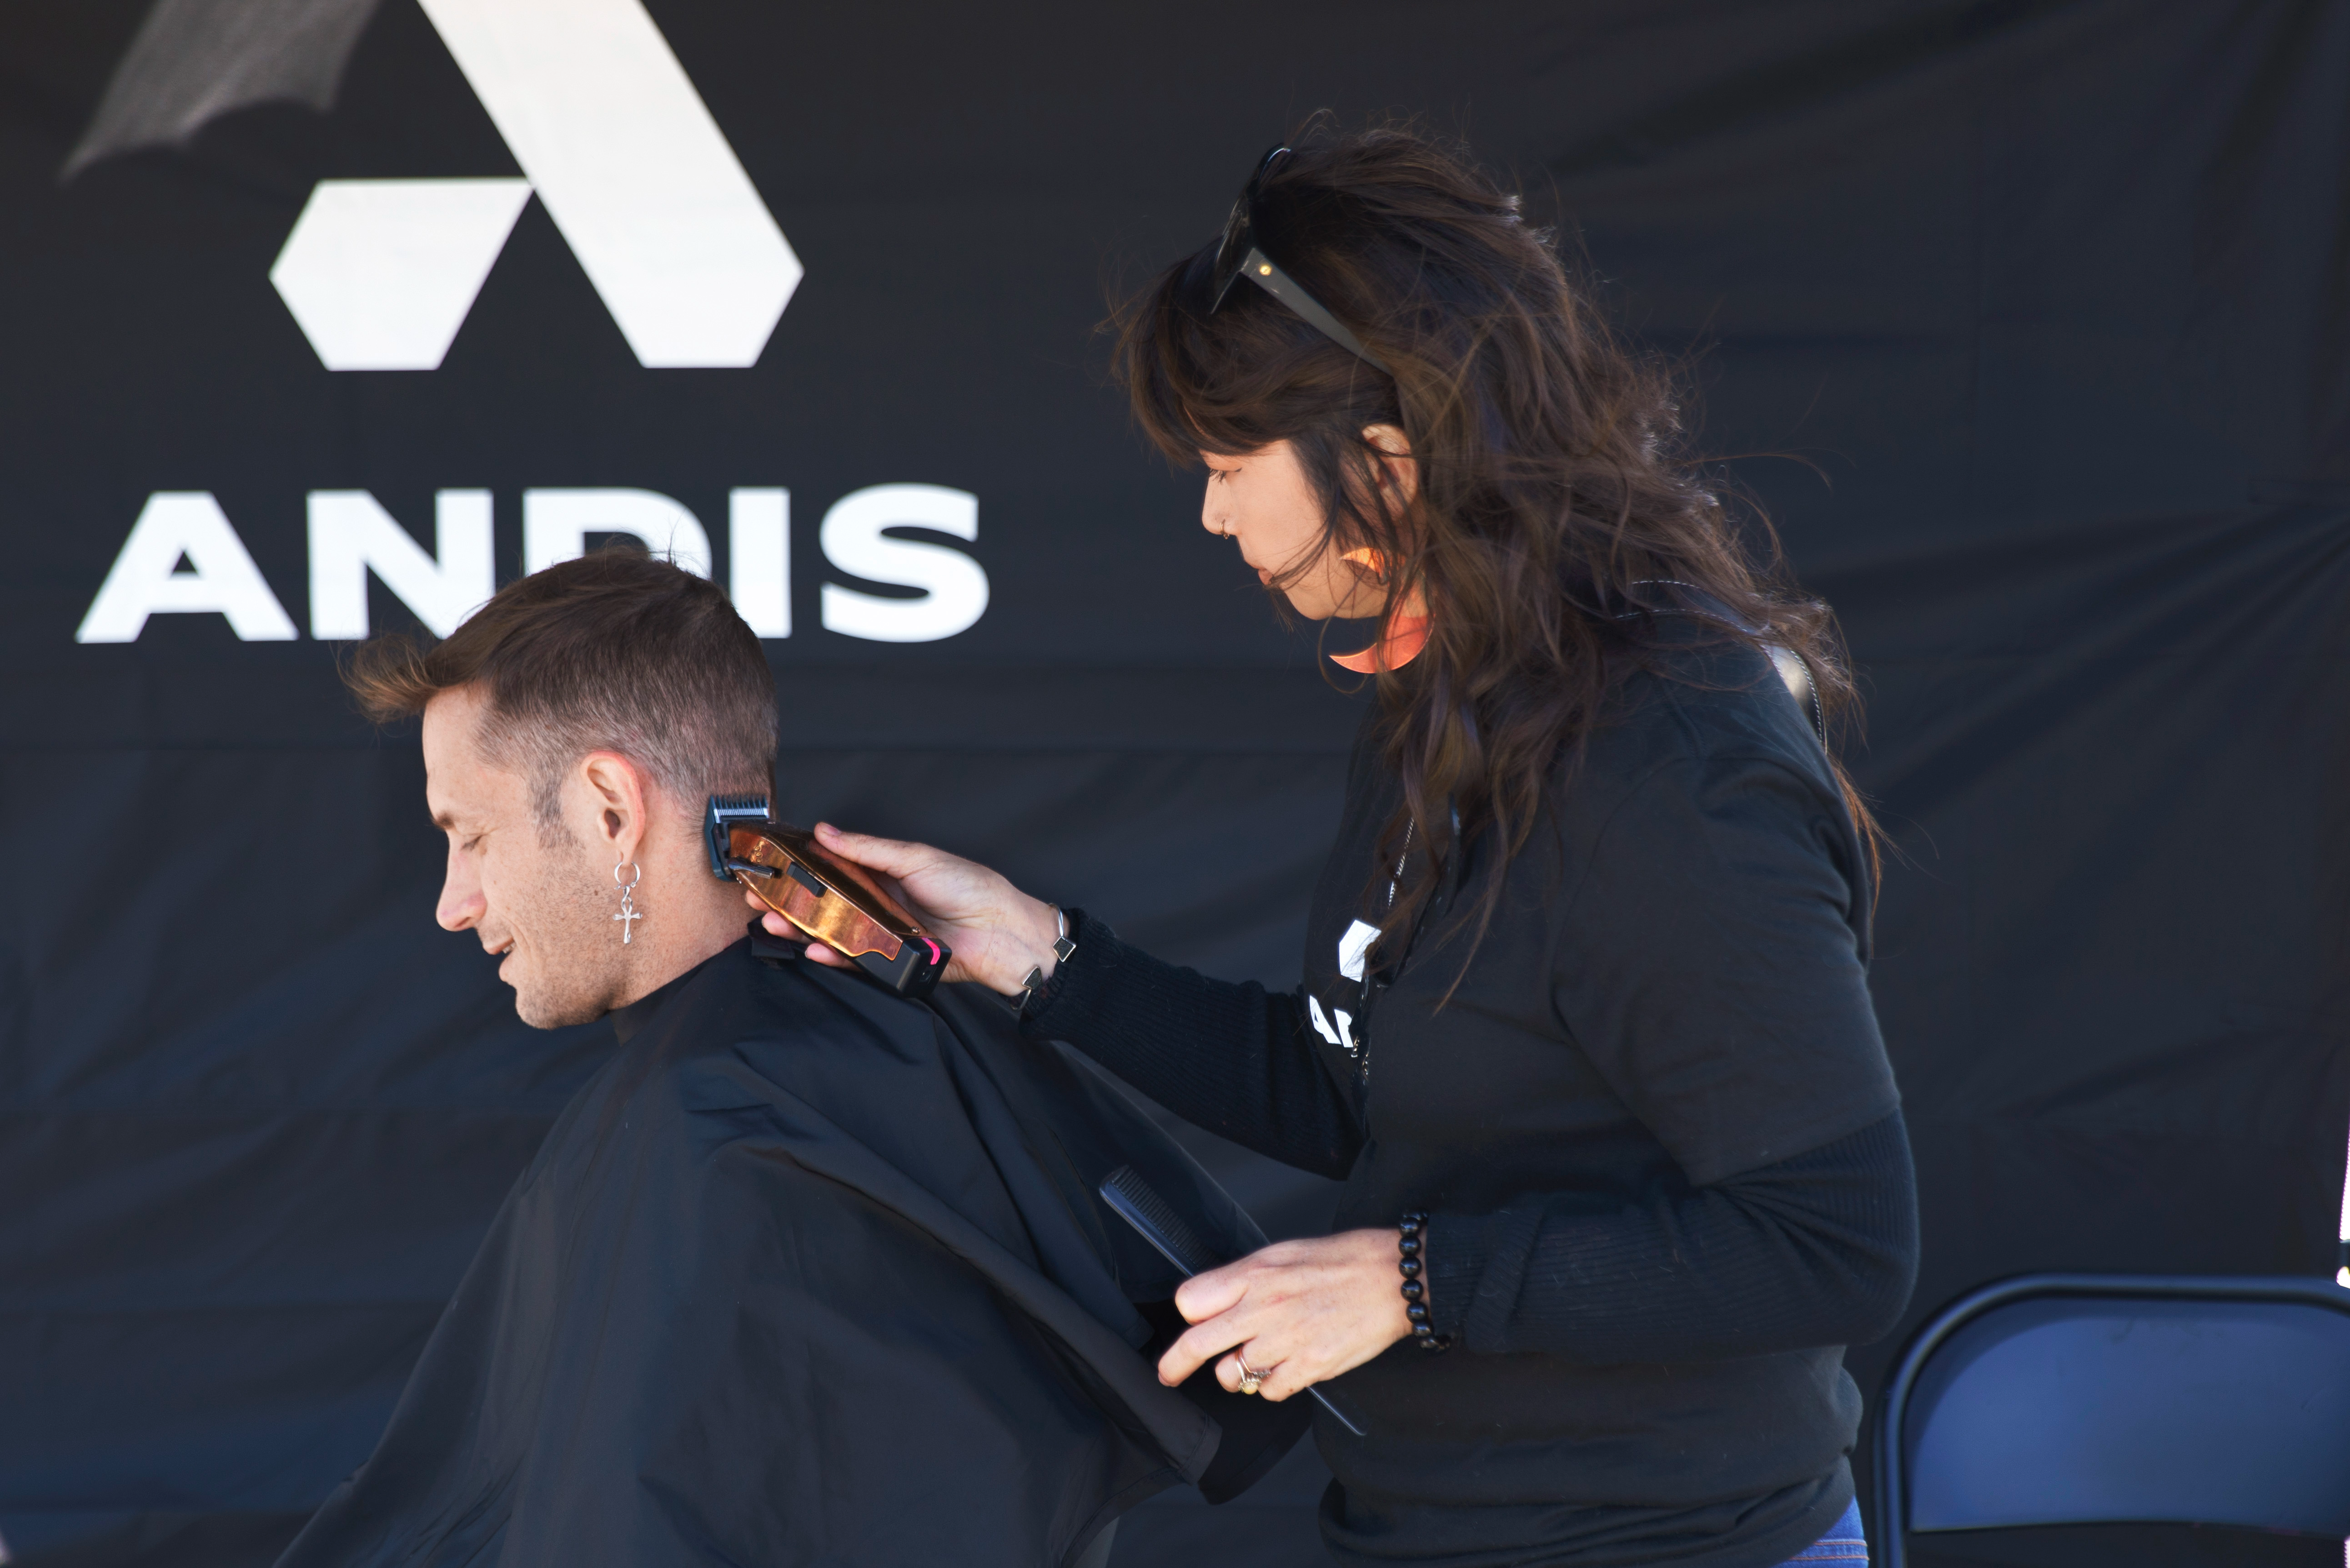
[613,858,643,945]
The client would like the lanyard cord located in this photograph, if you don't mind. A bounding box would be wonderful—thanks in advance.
[1353,814,1436,1089]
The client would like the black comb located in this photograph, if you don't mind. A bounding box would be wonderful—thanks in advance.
[1098,1166,1365,1436]
[1100,1166,1220,1274]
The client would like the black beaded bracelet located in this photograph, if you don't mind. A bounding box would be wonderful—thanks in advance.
[1397,1211,1453,1351]
[1011,906,1078,1018]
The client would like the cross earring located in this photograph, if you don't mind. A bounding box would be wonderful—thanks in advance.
[613,857,643,944]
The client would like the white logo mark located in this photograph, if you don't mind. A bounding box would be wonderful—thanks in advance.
[1308,995,1360,1056]
[271,180,532,371]
[269,0,800,371]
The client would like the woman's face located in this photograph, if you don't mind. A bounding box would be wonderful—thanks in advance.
[1199,439,1389,622]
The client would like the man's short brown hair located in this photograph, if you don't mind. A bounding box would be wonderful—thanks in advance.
[349,548,777,831]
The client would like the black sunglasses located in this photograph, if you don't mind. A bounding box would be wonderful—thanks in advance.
[1210,146,1391,374]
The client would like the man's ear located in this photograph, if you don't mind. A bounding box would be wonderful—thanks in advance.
[1362,423,1419,508]
[577,752,652,864]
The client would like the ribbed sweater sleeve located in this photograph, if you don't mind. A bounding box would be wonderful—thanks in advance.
[1422,1111,1918,1361]
[1019,909,1363,1180]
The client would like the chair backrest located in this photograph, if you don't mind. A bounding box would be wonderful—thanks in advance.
[1873,1273,2350,1568]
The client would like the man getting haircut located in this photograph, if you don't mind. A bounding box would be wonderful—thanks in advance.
[276,550,1303,1568]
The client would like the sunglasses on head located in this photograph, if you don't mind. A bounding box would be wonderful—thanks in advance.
[1210,146,1391,374]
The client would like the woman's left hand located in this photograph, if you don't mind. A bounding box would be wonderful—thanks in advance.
[1158,1228,1415,1401]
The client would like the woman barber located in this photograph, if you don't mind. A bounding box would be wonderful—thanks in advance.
[758,128,1916,1568]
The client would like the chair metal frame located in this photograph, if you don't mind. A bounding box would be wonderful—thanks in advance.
[1873,1271,2350,1568]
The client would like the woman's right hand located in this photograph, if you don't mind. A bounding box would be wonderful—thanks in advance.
[744,821,1066,996]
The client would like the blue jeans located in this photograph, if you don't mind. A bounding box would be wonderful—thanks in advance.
[1779,1500,1868,1563]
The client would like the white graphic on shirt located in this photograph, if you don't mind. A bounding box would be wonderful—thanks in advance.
[1337,918,1380,983]
[1310,993,1361,1056]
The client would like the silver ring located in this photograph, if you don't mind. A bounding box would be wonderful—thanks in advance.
[1235,1357,1264,1396]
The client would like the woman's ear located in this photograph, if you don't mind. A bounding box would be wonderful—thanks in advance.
[578,752,651,864]
[1362,423,1419,507]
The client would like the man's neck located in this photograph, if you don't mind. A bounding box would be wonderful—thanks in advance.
[608,846,753,1011]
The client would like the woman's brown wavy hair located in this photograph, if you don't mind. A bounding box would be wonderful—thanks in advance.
[1113,123,1876,977]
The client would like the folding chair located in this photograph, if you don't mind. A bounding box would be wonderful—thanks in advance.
[1873,1273,2350,1568]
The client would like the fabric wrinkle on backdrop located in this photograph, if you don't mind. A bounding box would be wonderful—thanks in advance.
[4,2,2348,1567]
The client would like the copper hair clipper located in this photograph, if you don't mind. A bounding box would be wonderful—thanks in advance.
[706,795,949,999]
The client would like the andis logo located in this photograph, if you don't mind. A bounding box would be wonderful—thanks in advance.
[71,0,986,646]
[76,485,986,645]
[270,0,797,371]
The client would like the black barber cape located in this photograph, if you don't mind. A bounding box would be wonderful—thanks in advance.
[274,932,1306,1568]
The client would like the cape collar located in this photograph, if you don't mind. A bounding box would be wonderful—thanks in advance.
[608,943,730,1043]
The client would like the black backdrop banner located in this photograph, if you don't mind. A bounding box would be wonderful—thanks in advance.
[5,3,2349,1566]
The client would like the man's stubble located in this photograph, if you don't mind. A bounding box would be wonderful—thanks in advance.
[507,827,639,1029]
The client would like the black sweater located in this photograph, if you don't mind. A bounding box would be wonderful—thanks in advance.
[1032,914,1913,1363]
[1025,639,1918,1568]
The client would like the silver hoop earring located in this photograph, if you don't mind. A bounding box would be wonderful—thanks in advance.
[613,857,643,945]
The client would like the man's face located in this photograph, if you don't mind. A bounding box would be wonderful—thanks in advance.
[423,686,619,1028]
